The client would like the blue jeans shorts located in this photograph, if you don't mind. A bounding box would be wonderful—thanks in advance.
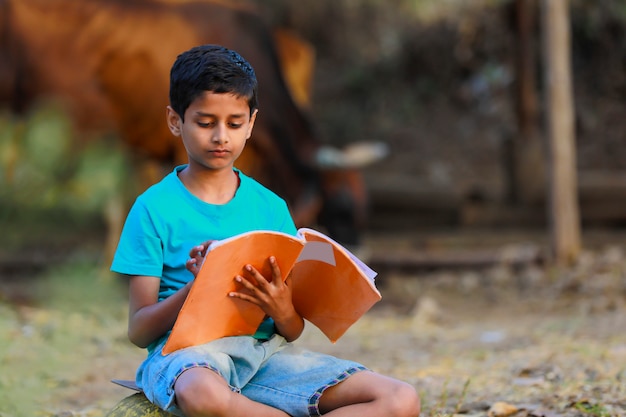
[136,334,367,417]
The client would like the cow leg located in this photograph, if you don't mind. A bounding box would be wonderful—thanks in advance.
[318,169,368,249]
[102,192,125,271]
[101,157,168,273]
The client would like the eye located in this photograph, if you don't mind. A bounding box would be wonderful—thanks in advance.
[228,122,243,129]
[197,121,215,128]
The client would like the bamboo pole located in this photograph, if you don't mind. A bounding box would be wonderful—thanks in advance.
[541,0,581,264]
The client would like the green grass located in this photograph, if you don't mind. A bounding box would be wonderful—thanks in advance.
[574,401,612,417]
[0,262,128,417]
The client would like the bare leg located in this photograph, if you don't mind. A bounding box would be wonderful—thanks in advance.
[318,371,420,417]
[174,367,290,417]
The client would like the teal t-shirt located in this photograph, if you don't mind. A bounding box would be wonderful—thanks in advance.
[111,165,297,353]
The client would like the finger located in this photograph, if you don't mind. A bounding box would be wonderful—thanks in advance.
[268,256,282,285]
[244,264,270,286]
[228,290,261,306]
[186,257,200,276]
[231,277,265,305]
[187,245,203,259]
[200,240,214,256]
[235,274,259,291]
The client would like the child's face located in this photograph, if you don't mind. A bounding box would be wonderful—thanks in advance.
[167,91,257,172]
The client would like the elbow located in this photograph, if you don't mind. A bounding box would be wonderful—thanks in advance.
[283,333,302,343]
[127,326,150,349]
[284,326,304,342]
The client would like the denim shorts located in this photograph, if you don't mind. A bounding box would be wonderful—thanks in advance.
[136,334,367,417]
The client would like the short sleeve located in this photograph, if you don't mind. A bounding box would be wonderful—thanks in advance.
[110,200,164,278]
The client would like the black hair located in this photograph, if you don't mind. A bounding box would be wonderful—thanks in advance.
[169,44,258,121]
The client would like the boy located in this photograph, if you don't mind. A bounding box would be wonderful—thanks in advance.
[111,44,420,417]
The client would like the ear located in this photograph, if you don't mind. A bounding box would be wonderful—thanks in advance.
[245,109,258,140]
[166,106,182,137]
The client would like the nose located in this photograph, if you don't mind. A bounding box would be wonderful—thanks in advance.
[210,123,228,144]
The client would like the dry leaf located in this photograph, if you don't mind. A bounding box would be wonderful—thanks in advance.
[488,401,519,417]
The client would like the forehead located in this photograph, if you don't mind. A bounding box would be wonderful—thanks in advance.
[187,91,250,116]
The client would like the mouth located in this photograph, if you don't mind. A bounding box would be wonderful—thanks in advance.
[209,149,229,157]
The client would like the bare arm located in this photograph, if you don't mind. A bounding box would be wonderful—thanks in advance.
[127,242,213,348]
[127,275,192,348]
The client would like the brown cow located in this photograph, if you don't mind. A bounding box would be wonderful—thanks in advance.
[0,0,370,250]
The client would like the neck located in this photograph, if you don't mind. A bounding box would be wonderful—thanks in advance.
[178,166,239,205]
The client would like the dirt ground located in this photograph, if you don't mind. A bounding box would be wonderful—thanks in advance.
[2,3,625,416]
[3,229,625,417]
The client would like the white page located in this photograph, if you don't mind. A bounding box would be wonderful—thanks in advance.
[297,241,336,265]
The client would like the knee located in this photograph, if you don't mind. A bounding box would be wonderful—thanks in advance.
[388,381,421,417]
[175,378,231,417]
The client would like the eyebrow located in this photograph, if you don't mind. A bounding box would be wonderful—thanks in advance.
[194,111,247,118]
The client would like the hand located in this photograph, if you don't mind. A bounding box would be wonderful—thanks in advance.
[185,241,214,277]
[230,256,297,324]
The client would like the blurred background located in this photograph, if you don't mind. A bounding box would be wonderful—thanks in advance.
[1,0,626,416]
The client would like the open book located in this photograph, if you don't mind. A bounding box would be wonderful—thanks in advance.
[161,228,381,354]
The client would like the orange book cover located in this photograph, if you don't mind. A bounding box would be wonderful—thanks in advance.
[161,228,381,355]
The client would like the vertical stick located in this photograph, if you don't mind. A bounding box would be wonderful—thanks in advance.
[541,0,581,264]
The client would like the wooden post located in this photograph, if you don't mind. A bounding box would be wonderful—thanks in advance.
[510,0,545,205]
[541,0,581,264]
[515,0,539,139]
